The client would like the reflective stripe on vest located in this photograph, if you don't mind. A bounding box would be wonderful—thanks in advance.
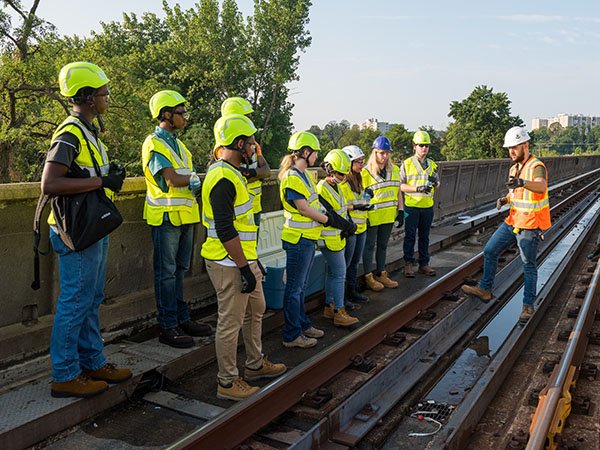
[141,133,200,226]
[201,161,258,261]
[317,179,347,251]
[505,157,551,230]
[341,182,368,234]
[280,169,323,243]
[403,156,437,208]
[362,165,401,226]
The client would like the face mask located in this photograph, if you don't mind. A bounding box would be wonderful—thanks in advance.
[331,176,343,184]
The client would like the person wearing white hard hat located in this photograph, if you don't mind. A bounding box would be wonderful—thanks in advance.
[462,126,551,322]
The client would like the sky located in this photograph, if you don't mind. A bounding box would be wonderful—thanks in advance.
[10,0,600,132]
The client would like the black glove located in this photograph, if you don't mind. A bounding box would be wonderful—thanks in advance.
[428,175,438,186]
[416,185,432,194]
[505,177,526,189]
[364,187,374,198]
[109,161,126,179]
[241,168,257,179]
[496,197,508,210]
[395,210,404,228]
[353,203,371,211]
[239,264,256,293]
[101,173,124,193]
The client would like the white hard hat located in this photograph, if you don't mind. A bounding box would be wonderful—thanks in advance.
[503,126,530,147]
[342,145,364,161]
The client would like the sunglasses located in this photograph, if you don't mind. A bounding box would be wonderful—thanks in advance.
[417,144,430,148]
[173,111,190,120]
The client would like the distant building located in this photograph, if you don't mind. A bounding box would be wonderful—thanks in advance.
[532,114,600,130]
[358,118,392,134]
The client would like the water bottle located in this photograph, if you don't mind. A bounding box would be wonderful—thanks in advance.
[189,172,201,189]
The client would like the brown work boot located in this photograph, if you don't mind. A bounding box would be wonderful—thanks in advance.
[404,261,415,278]
[365,273,384,292]
[519,304,534,322]
[51,374,108,398]
[217,377,259,401]
[245,356,287,381]
[461,284,492,302]
[418,266,436,276]
[376,271,398,288]
[323,303,334,319]
[283,335,317,348]
[82,363,132,384]
[334,307,359,327]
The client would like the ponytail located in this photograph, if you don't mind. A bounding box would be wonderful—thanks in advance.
[278,154,296,180]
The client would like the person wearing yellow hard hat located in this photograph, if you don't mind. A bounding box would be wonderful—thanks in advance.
[279,132,351,348]
[215,97,271,227]
[142,90,211,349]
[202,114,286,401]
[400,130,440,278]
[40,62,130,399]
[361,136,403,291]
[318,149,360,327]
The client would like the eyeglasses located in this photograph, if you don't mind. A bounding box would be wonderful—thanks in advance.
[417,144,430,148]
[173,111,190,120]
[94,89,110,98]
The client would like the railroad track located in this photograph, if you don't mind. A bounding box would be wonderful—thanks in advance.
[164,180,600,449]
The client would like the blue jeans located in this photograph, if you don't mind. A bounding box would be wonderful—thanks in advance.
[151,222,193,329]
[49,228,109,382]
[480,222,539,306]
[403,206,434,266]
[321,246,347,310]
[345,231,367,288]
[282,238,316,342]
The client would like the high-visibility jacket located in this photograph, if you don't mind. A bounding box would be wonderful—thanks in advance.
[141,133,200,226]
[361,165,401,226]
[403,156,438,208]
[280,168,323,243]
[201,161,258,261]
[317,180,348,251]
[340,181,367,235]
[505,156,551,230]
[47,116,115,225]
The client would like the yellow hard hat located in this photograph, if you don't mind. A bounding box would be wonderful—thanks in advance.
[413,130,431,145]
[214,114,257,147]
[58,62,109,97]
[288,131,320,151]
[149,90,186,119]
[323,149,351,175]
[221,97,254,116]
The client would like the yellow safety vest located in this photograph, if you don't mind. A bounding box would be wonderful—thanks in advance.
[280,168,323,244]
[141,133,200,227]
[317,180,349,251]
[403,156,438,208]
[361,165,401,226]
[201,161,258,261]
[339,181,367,235]
[47,116,115,225]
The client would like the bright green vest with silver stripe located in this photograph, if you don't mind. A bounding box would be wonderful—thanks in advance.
[340,181,367,234]
[280,169,323,243]
[317,180,348,251]
[47,116,114,225]
[141,133,200,226]
[403,156,438,208]
[361,165,401,226]
[201,161,257,261]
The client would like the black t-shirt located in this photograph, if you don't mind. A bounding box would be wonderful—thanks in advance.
[45,112,99,168]
[209,178,238,243]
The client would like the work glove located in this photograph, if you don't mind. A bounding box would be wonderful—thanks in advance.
[109,161,126,179]
[241,168,257,179]
[505,177,526,189]
[416,185,432,194]
[395,210,405,228]
[324,211,356,233]
[496,197,509,210]
[364,188,374,199]
[101,173,124,193]
[239,264,256,293]
[353,203,372,211]
[428,175,438,187]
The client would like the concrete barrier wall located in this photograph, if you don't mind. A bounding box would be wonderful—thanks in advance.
[1,155,598,365]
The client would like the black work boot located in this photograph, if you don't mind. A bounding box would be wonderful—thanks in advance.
[179,319,212,337]
[347,285,369,303]
[159,327,194,348]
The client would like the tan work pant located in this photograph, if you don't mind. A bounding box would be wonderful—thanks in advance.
[206,261,265,385]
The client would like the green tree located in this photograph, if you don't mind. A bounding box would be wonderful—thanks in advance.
[321,120,349,149]
[385,123,412,159]
[442,85,523,161]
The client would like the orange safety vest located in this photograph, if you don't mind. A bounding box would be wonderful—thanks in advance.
[505,156,551,230]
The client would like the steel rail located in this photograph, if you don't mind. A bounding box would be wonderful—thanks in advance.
[170,177,600,450]
[526,257,600,449]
